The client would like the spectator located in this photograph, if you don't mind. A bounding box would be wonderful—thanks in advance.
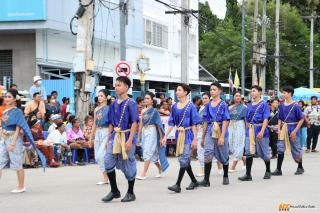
[166,97,173,108]
[192,96,201,111]
[268,99,279,159]
[29,76,47,102]
[298,100,307,149]
[61,97,70,116]
[67,118,90,165]
[158,101,170,116]
[51,91,61,107]
[10,84,18,90]
[24,92,46,120]
[304,96,320,153]
[111,96,116,102]
[45,95,61,118]
[46,122,72,165]
[136,97,144,116]
[63,112,72,125]
[48,114,63,133]
[29,118,59,168]
[0,96,7,120]
[65,115,75,132]
[83,115,94,148]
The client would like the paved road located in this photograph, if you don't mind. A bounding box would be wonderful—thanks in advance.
[1,153,319,213]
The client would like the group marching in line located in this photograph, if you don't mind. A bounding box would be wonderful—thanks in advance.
[0,76,308,202]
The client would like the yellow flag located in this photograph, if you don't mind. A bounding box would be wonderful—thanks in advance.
[234,69,240,88]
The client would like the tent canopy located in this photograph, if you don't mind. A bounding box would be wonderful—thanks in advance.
[293,87,320,101]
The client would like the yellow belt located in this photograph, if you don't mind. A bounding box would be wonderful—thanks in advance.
[0,130,15,139]
[212,122,222,139]
[113,127,131,160]
[249,123,263,155]
[176,126,192,157]
[279,122,298,155]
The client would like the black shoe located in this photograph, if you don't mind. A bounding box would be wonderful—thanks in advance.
[121,193,136,202]
[168,184,181,193]
[238,174,252,181]
[186,181,199,190]
[263,172,271,179]
[294,168,304,175]
[199,179,210,187]
[101,191,121,202]
[223,177,229,185]
[271,169,282,176]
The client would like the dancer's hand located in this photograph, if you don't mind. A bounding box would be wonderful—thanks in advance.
[191,139,197,151]
[161,137,167,147]
[7,144,15,152]
[201,139,205,148]
[290,131,297,141]
[257,131,264,141]
[218,136,224,146]
[105,139,109,149]
[125,141,132,152]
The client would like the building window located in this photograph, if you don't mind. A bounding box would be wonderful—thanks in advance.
[0,50,13,87]
[144,18,168,49]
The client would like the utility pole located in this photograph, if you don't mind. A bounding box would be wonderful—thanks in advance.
[155,0,197,84]
[181,0,189,84]
[241,0,246,96]
[303,14,320,89]
[260,0,267,94]
[75,0,94,122]
[252,0,258,86]
[275,0,280,97]
[119,0,128,61]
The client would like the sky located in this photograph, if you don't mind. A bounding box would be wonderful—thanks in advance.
[199,0,243,20]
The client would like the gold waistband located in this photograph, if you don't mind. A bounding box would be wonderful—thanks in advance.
[177,126,192,131]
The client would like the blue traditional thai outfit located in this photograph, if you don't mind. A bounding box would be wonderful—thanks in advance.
[277,103,304,160]
[228,104,246,161]
[94,105,109,171]
[203,100,230,165]
[104,98,139,181]
[0,108,46,170]
[245,101,271,161]
[168,102,200,168]
[141,107,169,171]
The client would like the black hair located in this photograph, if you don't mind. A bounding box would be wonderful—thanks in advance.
[68,115,76,123]
[192,96,201,104]
[47,95,52,102]
[56,122,64,129]
[298,100,305,107]
[62,97,69,104]
[166,97,172,101]
[145,92,157,108]
[210,82,222,90]
[51,91,58,95]
[251,85,262,92]
[63,112,72,122]
[111,95,116,99]
[10,84,17,89]
[33,92,40,98]
[283,86,294,96]
[71,118,79,126]
[7,89,21,108]
[176,83,191,95]
[116,76,131,88]
[232,90,241,97]
[270,98,279,104]
[136,96,143,104]
[98,89,111,105]
[202,92,210,98]
[311,96,318,100]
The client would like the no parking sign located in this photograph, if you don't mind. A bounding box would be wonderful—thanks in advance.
[113,61,133,88]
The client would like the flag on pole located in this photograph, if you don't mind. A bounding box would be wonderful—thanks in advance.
[234,69,240,89]
[228,70,234,93]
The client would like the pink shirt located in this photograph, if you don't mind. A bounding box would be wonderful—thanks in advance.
[66,128,85,142]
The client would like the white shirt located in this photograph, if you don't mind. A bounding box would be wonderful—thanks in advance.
[48,123,57,133]
[46,129,67,145]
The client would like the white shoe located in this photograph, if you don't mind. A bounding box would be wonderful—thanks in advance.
[155,173,162,178]
[136,176,147,180]
[229,169,236,173]
[196,173,204,177]
[96,181,109,185]
[217,169,223,175]
[11,187,26,194]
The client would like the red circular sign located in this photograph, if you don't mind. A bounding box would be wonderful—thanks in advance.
[115,61,131,77]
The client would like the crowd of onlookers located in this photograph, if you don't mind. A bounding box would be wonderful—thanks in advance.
[1,76,319,170]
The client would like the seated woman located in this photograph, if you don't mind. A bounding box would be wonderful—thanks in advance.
[83,115,94,148]
[67,118,90,165]
[46,122,72,165]
[29,118,60,168]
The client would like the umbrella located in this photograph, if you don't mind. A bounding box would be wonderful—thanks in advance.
[293,87,320,102]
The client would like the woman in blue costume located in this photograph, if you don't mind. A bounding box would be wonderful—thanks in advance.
[0,89,46,193]
[89,89,111,185]
[136,92,169,180]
